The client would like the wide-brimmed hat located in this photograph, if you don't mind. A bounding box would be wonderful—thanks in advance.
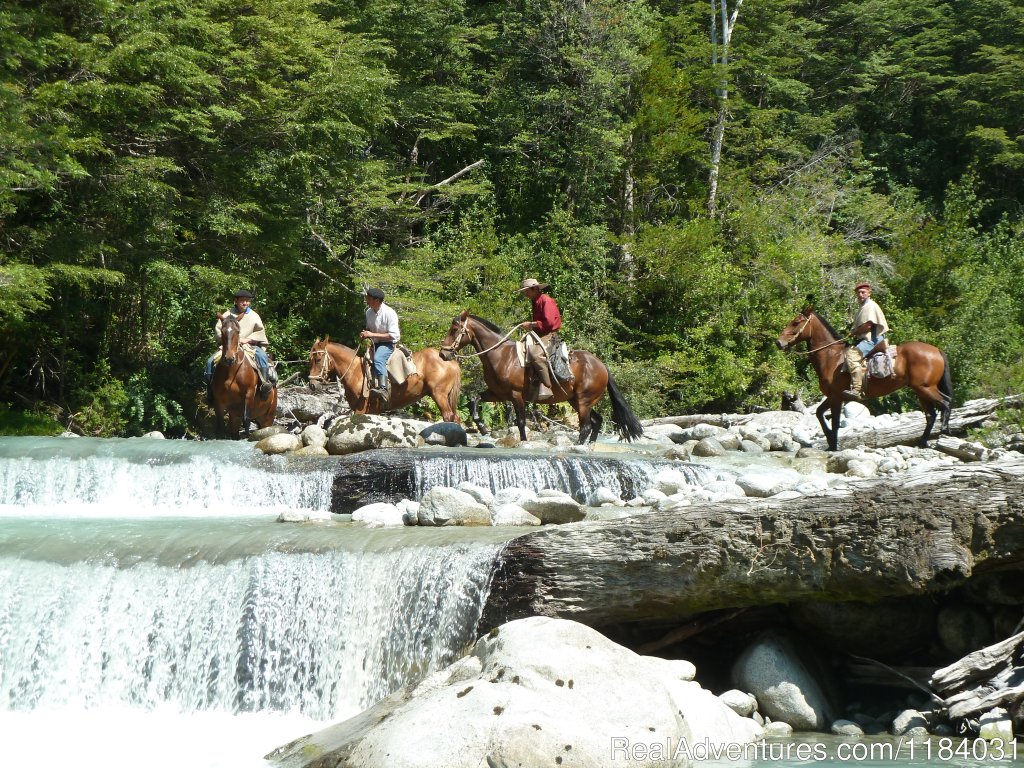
[233,289,253,299]
[854,282,872,291]
[365,287,385,300]
[517,278,549,292]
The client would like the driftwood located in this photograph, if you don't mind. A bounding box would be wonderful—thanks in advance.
[480,458,1024,630]
[931,631,1024,719]
[643,397,1022,451]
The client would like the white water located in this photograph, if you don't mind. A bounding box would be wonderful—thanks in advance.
[0,437,511,768]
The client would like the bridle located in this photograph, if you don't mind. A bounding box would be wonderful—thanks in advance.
[308,346,333,382]
[784,312,845,355]
[441,317,521,359]
[221,317,239,365]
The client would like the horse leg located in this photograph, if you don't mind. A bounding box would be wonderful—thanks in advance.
[816,399,841,451]
[469,394,488,435]
[589,410,603,443]
[513,400,527,441]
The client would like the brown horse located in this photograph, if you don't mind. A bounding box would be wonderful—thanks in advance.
[307,338,462,422]
[211,312,278,439]
[439,311,644,444]
[776,307,952,451]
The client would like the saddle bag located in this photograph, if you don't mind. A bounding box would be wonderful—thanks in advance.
[549,334,573,382]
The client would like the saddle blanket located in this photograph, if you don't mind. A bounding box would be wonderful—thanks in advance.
[867,346,897,379]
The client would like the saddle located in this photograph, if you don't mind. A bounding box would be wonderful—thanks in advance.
[515,332,574,388]
[359,344,419,397]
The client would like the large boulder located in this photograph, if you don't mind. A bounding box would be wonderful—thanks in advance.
[731,631,834,731]
[326,414,425,455]
[267,617,760,768]
[417,486,492,526]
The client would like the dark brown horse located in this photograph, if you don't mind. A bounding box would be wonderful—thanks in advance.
[211,312,278,438]
[307,338,462,422]
[439,311,644,443]
[776,308,952,450]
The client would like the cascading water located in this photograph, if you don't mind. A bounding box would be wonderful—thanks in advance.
[0,437,512,768]
[326,447,719,512]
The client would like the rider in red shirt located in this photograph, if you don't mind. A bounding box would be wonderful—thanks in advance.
[517,278,562,400]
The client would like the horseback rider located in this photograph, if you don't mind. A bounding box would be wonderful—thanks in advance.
[516,277,562,401]
[361,287,400,401]
[843,281,890,401]
[204,289,276,402]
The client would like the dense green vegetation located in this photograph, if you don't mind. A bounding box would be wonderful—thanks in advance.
[1,0,1022,436]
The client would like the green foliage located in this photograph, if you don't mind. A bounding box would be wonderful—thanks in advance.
[0,404,64,436]
[1,0,1023,432]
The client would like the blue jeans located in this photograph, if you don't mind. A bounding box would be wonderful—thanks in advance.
[372,342,394,380]
[205,346,271,382]
[855,334,885,357]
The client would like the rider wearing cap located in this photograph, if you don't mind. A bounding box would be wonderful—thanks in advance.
[361,287,400,401]
[517,277,562,401]
[204,289,276,402]
[843,281,890,401]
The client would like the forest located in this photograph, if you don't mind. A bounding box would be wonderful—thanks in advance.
[1,0,1022,436]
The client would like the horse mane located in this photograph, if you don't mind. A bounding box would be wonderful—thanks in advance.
[466,314,503,334]
[813,311,844,341]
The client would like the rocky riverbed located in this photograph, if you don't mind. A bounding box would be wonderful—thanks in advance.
[237,389,1024,765]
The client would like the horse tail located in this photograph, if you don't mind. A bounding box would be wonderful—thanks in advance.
[447,361,463,420]
[606,375,645,442]
[939,351,953,405]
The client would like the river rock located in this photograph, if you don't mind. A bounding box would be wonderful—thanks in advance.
[420,422,468,447]
[326,414,423,455]
[891,708,928,737]
[301,424,327,449]
[492,504,541,526]
[352,502,405,527]
[456,482,495,508]
[693,437,727,457]
[250,424,289,442]
[732,631,833,731]
[719,689,758,717]
[267,617,760,768]
[520,490,586,525]
[276,386,348,423]
[417,487,492,526]
[256,432,301,455]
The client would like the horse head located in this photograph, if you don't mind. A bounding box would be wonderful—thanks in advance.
[439,311,472,361]
[307,336,334,383]
[777,310,814,351]
[219,312,241,364]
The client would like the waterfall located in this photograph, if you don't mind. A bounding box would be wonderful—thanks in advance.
[0,437,507,724]
[0,437,333,514]
[0,541,497,718]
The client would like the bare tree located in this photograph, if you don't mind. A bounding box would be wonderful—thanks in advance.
[707,0,744,217]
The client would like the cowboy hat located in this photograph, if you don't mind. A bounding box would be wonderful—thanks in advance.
[517,278,549,292]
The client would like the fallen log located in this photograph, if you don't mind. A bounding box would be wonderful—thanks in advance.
[643,396,1023,451]
[480,458,1024,629]
[930,630,1024,719]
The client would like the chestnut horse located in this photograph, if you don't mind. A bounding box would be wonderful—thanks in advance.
[439,311,644,444]
[776,308,952,451]
[211,312,277,438]
[307,338,461,422]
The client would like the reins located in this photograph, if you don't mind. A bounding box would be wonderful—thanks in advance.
[442,319,520,359]
[787,313,849,355]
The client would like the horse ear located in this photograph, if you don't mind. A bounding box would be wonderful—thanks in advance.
[324,334,330,343]
[802,294,815,314]
[459,309,469,320]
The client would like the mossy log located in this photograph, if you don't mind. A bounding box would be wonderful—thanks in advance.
[480,459,1024,630]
